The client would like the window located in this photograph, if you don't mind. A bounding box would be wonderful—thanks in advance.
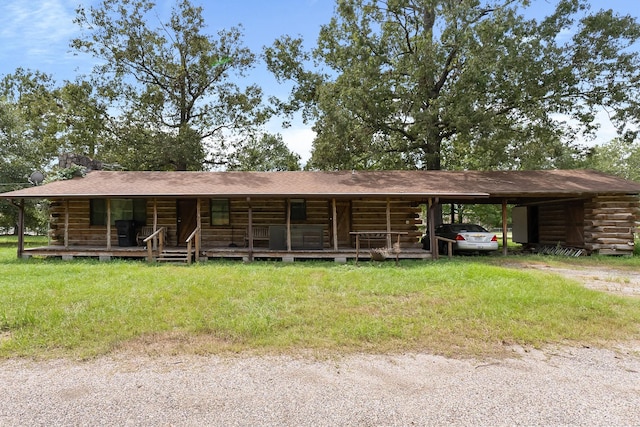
[90,199,147,226]
[210,199,230,226]
[290,199,306,220]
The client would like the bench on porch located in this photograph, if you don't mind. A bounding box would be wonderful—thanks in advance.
[137,226,167,247]
[245,226,270,247]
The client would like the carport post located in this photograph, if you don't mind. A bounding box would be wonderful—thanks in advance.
[16,199,25,259]
[429,197,438,260]
[502,199,508,256]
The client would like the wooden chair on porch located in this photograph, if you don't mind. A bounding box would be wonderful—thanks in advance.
[244,226,270,247]
[137,226,167,247]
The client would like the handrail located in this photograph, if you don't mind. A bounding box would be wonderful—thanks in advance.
[435,236,456,260]
[185,226,201,265]
[144,227,166,262]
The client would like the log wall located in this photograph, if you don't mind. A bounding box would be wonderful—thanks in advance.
[537,201,585,247]
[48,197,423,250]
[351,199,422,248]
[584,195,639,255]
[537,204,567,245]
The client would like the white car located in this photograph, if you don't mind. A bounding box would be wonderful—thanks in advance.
[435,223,498,254]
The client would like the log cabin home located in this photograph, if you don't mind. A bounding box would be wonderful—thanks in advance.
[1,169,639,262]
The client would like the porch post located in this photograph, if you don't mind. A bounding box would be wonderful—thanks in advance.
[286,198,292,251]
[153,199,158,229]
[332,198,338,251]
[502,199,508,256]
[429,197,438,260]
[386,198,392,248]
[106,199,111,250]
[247,197,253,261]
[196,198,202,262]
[17,199,25,259]
[153,198,158,250]
[64,199,69,249]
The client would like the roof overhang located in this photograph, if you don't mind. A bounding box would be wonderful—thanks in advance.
[1,170,639,201]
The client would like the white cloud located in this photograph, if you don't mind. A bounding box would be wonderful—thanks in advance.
[0,0,79,69]
[279,127,316,165]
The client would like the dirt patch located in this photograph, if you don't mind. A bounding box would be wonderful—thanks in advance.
[507,262,640,297]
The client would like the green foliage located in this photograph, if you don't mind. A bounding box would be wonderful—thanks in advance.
[72,0,270,170]
[228,133,301,171]
[442,203,508,229]
[43,165,87,184]
[0,71,60,232]
[584,138,640,182]
[266,0,640,171]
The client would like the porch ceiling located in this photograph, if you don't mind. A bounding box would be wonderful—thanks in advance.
[1,169,639,200]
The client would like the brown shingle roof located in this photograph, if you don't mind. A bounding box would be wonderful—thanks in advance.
[1,169,639,199]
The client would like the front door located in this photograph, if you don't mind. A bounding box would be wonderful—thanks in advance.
[333,200,352,248]
[566,201,585,247]
[177,199,198,246]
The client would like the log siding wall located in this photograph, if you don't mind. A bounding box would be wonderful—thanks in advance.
[584,195,640,255]
[48,197,423,250]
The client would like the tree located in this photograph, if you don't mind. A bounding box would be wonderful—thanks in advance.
[72,0,269,171]
[228,133,301,171]
[0,72,55,233]
[266,0,640,171]
[585,138,640,182]
[55,80,109,160]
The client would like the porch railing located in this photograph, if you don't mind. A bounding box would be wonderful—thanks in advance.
[144,227,166,262]
[185,226,201,265]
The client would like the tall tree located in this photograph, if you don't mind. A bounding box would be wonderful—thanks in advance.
[585,138,640,182]
[228,133,301,171]
[72,0,268,171]
[0,71,57,232]
[266,0,640,171]
[55,81,108,160]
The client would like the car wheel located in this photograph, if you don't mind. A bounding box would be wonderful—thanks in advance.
[438,242,448,255]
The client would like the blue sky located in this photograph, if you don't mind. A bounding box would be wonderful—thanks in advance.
[0,0,638,163]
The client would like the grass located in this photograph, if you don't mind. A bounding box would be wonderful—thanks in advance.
[0,236,639,359]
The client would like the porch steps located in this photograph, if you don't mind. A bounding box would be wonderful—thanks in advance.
[156,249,193,264]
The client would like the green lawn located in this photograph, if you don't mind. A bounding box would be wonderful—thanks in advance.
[1,236,639,359]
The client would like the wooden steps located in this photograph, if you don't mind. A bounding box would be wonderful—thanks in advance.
[156,248,192,264]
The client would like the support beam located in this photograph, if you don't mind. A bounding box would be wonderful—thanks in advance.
[152,198,158,250]
[386,198,392,248]
[502,199,508,256]
[286,198,292,252]
[106,199,111,250]
[64,199,69,249]
[247,197,253,262]
[16,199,25,259]
[429,198,438,260]
[332,198,338,251]
[196,198,202,262]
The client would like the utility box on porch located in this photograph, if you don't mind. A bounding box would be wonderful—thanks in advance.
[512,206,529,244]
[115,220,137,247]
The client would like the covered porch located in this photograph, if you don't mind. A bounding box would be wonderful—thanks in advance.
[16,194,439,263]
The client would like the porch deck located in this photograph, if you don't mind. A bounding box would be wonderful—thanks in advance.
[22,245,433,262]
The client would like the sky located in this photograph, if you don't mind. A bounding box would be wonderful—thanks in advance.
[0,0,638,165]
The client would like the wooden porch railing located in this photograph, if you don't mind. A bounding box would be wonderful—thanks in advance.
[185,226,201,265]
[144,227,166,262]
[435,236,456,260]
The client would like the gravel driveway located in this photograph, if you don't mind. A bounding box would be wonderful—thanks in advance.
[2,344,639,426]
